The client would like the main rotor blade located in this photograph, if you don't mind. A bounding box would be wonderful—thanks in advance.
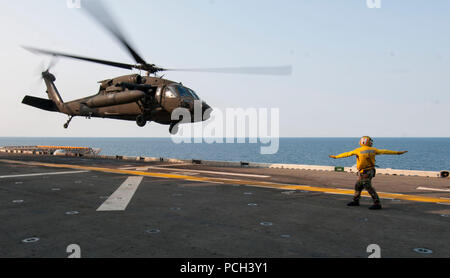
[83,0,148,66]
[163,65,293,76]
[23,46,135,70]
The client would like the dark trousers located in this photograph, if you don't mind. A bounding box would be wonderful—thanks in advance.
[353,168,380,204]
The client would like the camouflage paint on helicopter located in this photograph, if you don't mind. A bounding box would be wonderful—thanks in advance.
[21,0,291,134]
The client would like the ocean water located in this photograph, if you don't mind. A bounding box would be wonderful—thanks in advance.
[0,137,448,171]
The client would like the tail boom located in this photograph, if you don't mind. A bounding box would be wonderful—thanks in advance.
[42,71,66,112]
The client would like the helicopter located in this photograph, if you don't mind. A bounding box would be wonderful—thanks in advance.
[22,1,292,134]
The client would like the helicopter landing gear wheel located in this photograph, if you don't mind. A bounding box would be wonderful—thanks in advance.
[169,122,179,135]
[64,116,73,129]
[136,114,147,127]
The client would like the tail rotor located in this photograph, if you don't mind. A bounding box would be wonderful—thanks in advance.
[31,57,59,90]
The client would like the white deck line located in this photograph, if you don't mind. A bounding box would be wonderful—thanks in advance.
[147,166,271,178]
[151,163,193,167]
[193,180,225,184]
[0,170,88,179]
[417,186,450,192]
[97,176,143,211]
[119,166,270,178]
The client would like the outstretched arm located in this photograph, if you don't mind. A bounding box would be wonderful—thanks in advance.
[329,150,356,159]
[375,149,408,155]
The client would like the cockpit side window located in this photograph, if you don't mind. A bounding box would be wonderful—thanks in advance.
[164,86,177,98]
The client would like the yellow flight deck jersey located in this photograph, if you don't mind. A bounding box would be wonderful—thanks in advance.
[334,146,403,172]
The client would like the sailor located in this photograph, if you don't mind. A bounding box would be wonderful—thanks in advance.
[329,136,407,210]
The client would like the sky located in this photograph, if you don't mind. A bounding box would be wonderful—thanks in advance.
[0,0,449,137]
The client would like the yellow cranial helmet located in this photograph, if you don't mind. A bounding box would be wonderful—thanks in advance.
[359,136,373,146]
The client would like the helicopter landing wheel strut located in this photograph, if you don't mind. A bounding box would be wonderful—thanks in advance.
[64,116,74,129]
[136,115,147,127]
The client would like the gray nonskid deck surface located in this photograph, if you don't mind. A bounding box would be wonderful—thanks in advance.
[0,154,449,258]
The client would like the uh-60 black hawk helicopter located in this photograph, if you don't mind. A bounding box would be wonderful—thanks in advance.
[22,1,291,134]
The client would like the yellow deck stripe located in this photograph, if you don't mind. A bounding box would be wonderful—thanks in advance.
[1,159,449,204]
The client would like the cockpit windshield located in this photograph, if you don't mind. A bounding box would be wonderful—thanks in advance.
[175,85,200,100]
[186,88,200,100]
[176,85,191,97]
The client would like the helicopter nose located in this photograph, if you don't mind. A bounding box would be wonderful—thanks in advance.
[181,99,211,121]
[202,102,212,120]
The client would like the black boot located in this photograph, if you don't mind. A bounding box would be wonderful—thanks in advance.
[369,203,382,210]
[347,200,360,206]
